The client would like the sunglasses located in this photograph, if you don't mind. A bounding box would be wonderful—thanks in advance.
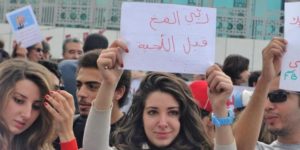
[267,90,300,103]
[33,47,43,52]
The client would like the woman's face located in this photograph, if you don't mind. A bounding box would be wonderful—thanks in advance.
[143,91,180,148]
[28,43,43,62]
[2,79,42,136]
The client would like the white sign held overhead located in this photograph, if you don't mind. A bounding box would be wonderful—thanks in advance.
[6,5,43,48]
[280,2,300,91]
[120,2,216,74]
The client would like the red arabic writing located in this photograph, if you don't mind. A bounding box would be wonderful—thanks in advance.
[137,34,208,55]
[149,9,209,31]
[290,16,300,27]
[289,60,300,68]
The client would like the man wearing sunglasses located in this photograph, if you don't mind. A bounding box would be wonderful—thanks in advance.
[234,37,300,150]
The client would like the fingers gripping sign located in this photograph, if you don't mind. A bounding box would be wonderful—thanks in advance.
[261,37,287,81]
[97,40,129,86]
[206,65,233,111]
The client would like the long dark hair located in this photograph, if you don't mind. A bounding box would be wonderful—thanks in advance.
[113,72,212,150]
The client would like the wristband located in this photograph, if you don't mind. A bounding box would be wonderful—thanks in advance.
[211,109,235,128]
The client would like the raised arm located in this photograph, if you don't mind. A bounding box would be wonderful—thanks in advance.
[83,40,128,150]
[233,37,287,150]
[206,64,236,150]
[12,42,28,59]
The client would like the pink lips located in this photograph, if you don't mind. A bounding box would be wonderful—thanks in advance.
[14,120,25,129]
[155,132,170,139]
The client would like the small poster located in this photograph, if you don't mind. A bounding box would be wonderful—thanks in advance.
[6,5,43,48]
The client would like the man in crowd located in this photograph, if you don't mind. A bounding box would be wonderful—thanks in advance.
[73,50,131,148]
[234,37,300,150]
[62,38,83,60]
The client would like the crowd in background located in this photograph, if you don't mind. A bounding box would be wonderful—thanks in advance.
[0,29,299,150]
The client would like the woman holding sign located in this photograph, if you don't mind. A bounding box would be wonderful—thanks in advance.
[12,42,44,62]
[82,40,236,150]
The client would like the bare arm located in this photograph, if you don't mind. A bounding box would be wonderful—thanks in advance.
[233,37,287,150]
[94,40,128,110]
[83,40,128,150]
[206,65,236,149]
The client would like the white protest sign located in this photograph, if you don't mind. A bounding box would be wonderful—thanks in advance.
[6,5,43,48]
[280,2,300,91]
[121,2,216,74]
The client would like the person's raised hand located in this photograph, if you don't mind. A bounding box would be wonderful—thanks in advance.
[97,39,128,87]
[261,37,287,82]
[206,65,233,114]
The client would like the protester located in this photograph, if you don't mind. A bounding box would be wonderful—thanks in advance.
[248,71,261,87]
[69,50,131,148]
[233,37,300,150]
[59,34,109,113]
[83,40,236,150]
[83,33,108,53]
[223,54,250,86]
[62,38,83,60]
[0,59,77,150]
[12,42,44,62]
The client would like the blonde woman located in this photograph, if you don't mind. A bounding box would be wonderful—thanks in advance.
[0,59,77,150]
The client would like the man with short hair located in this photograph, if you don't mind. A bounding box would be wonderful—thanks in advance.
[234,37,300,150]
[58,35,109,114]
[73,50,131,148]
[62,38,83,60]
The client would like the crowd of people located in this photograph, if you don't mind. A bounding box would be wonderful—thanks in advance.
[0,23,299,150]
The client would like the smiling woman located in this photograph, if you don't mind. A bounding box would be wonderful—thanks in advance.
[83,40,237,150]
[112,73,213,149]
[0,59,77,150]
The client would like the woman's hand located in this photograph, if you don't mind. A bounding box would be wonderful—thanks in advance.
[206,65,233,115]
[44,90,75,142]
[97,40,128,87]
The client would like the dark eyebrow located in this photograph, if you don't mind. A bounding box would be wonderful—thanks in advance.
[144,106,157,110]
[76,80,101,85]
[84,81,101,85]
[144,106,179,110]
[168,107,179,110]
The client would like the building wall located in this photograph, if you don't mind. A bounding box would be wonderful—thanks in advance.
[0,0,284,40]
[0,23,269,72]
